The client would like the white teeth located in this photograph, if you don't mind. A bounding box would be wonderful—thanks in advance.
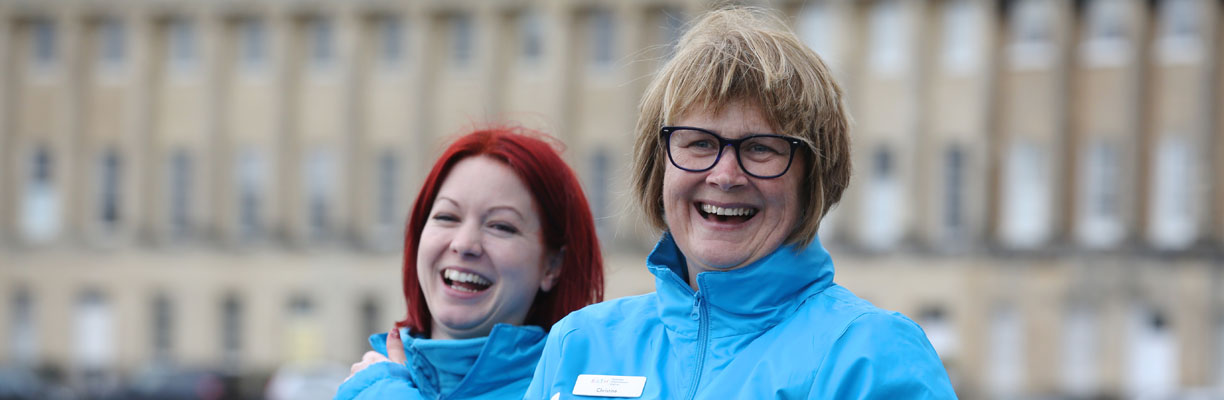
[443,269,492,287]
[700,203,756,217]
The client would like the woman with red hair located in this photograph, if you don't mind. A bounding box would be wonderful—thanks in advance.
[336,127,604,399]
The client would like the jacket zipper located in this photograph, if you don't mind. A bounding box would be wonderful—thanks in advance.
[684,292,709,400]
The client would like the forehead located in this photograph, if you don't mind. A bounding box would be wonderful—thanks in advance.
[673,100,775,135]
[436,156,536,211]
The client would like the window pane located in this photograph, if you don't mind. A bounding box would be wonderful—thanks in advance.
[449,14,473,67]
[98,19,125,68]
[168,19,196,72]
[588,9,614,68]
[380,17,404,66]
[9,289,37,364]
[151,294,173,360]
[377,151,399,227]
[99,150,122,227]
[943,145,966,237]
[519,11,543,64]
[310,18,333,69]
[305,150,337,239]
[241,18,266,71]
[32,19,56,67]
[23,147,60,242]
[169,150,193,237]
[222,295,243,366]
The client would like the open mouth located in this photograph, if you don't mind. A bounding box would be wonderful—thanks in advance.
[441,268,493,293]
[695,202,758,224]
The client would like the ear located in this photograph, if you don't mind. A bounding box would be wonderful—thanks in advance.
[539,246,565,293]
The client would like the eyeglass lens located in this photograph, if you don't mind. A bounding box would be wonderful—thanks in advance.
[667,128,793,178]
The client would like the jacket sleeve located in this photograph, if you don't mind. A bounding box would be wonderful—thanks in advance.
[810,312,958,400]
[333,361,422,400]
[523,318,569,400]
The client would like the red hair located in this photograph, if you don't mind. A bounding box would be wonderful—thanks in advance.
[397,127,604,335]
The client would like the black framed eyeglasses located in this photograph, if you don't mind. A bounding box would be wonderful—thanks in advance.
[661,126,802,179]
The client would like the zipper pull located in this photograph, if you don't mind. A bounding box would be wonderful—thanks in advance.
[691,296,701,320]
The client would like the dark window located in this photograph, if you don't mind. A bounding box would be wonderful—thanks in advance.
[450,14,473,66]
[100,150,122,226]
[310,18,333,68]
[151,294,173,360]
[169,151,192,237]
[943,146,966,233]
[377,152,399,227]
[872,146,893,181]
[591,149,610,236]
[221,295,243,365]
[589,9,615,67]
[241,19,266,69]
[99,19,125,66]
[360,298,380,347]
[380,17,404,65]
[168,19,196,70]
[520,11,543,63]
[32,147,52,183]
[33,19,56,66]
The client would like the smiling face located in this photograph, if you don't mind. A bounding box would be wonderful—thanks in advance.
[416,156,559,340]
[663,100,804,288]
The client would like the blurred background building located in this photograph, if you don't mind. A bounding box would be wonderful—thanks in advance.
[0,0,1221,398]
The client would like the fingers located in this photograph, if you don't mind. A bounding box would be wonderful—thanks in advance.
[386,327,407,364]
[347,351,389,379]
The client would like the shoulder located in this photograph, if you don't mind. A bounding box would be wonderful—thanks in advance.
[552,292,659,333]
[333,362,421,400]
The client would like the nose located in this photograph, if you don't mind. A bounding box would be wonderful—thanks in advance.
[705,145,748,191]
[449,223,483,258]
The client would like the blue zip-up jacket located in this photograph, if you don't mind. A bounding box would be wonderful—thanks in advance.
[336,323,546,400]
[525,234,957,399]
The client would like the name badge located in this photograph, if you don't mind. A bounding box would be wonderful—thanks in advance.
[571,374,647,398]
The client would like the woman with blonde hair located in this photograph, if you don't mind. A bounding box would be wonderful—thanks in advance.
[525,7,955,399]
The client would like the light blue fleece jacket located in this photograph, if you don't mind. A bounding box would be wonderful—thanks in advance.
[525,234,957,399]
[335,323,546,400]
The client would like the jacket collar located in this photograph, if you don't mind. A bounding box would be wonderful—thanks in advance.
[647,233,836,337]
[371,323,546,397]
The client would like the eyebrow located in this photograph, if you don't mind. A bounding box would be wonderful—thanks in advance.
[435,196,526,220]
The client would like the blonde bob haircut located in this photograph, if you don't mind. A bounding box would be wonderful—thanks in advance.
[632,6,851,248]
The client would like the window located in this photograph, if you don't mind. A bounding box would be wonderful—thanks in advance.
[169,150,192,238]
[1148,135,1197,249]
[918,306,959,360]
[942,145,966,240]
[868,0,908,75]
[1077,139,1123,248]
[9,289,37,364]
[221,294,243,366]
[658,9,684,60]
[519,10,544,65]
[98,149,122,229]
[988,305,1024,397]
[588,8,615,69]
[376,151,399,229]
[97,18,125,70]
[1000,141,1049,248]
[1062,305,1099,396]
[305,150,337,239]
[941,0,981,74]
[167,19,196,73]
[863,146,900,249]
[1215,315,1224,387]
[1157,0,1203,64]
[22,146,60,243]
[1009,0,1056,70]
[236,150,265,240]
[31,19,56,69]
[240,18,267,72]
[449,14,473,67]
[379,16,405,67]
[75,290,115,368]
[309,17,334,70]
[151,294,173,361]
[286,295,320,362]
[590,149,610,237]
[1127,306,1177,398]
[359,297,380,352]
[1081,0,1133,66]
[798,3,840,67]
